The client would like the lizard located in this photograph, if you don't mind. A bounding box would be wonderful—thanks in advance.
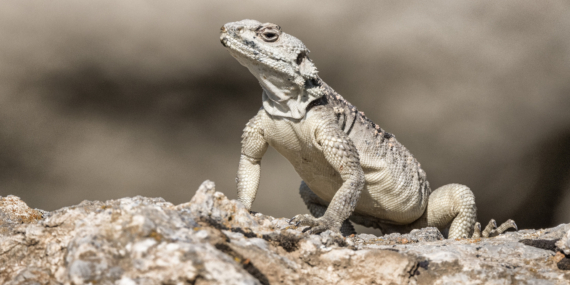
[220,19,517,239]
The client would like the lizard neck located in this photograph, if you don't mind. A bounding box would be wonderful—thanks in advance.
[261,88,316,120]
[257,73,323,120]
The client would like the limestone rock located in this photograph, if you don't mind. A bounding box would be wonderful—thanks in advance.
[1,181,570,284]
[556,230,570,255]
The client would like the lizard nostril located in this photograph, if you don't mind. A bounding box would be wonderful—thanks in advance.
[220,26,226,33]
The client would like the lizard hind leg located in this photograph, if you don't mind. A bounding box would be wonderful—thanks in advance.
[299,181,356,236]
[425,183,478,239]
[425,184,518,239]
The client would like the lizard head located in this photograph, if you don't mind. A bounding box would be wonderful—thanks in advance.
[221,19,323,119]
[220,19,319,86]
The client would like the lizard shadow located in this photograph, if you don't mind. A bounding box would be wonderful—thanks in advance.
[511,130,570,229]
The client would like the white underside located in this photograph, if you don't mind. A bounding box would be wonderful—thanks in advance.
[232,49,320,120]
[262,89,317,119]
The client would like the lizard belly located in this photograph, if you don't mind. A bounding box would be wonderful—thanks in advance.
[273,143,341,203]
[269,134,426,224]
[260,112,343,203]
[266,132,342,202]
[295,152,426,225]
[260,110,427,225]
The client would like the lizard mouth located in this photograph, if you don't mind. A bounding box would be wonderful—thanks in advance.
[220,33,268,60]
[220,32,299,79]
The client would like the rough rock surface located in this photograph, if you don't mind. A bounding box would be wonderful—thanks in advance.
[1,181,570,284]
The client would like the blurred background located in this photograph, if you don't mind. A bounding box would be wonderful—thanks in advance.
[1,0,569,234]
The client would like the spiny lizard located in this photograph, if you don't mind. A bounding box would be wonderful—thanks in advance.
[220,19,516,239]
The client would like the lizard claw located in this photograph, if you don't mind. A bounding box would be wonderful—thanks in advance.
[289,214,319,227]
[289,214,337,235]
[472,222,482,239]
[495,219,517,234]
[477,218,517,238]
[482,219,497,238]
[288,217,302,227]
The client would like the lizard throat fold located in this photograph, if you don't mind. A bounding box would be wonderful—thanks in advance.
[261,87,322,120]
[223,35,324,119]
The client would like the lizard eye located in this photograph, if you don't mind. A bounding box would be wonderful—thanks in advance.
[257,24,282,42]
[261,30,279,42]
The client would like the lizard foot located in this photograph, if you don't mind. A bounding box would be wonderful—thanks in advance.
[289,214,337,235]
[472,219,517,238]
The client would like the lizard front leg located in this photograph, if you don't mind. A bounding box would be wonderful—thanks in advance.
[236,114,268,209]
[299,181,357,236]
[290,122,365,234]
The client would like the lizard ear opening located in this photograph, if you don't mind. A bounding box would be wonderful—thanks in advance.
[296,51,306,65]
[297,51,318,80]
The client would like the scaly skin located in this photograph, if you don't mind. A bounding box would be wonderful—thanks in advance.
[221,19,516,239]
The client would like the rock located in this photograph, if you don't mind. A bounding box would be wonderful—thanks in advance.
[556,229,570,255]
[1,180,570,284]
[0,195,43,225]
